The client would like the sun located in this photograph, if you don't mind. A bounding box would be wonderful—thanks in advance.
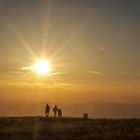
[31,59,52,75]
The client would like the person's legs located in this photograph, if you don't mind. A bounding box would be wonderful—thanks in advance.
[46,112,49,117]
[54,111,57,117]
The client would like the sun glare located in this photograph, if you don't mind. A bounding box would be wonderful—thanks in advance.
[31,59,51,75]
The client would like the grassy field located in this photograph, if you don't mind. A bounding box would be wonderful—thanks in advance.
[0,117,139,140]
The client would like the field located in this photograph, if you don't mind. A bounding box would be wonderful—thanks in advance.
[0,117,139,140]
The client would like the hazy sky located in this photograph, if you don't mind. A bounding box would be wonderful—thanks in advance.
[0,0,140,116]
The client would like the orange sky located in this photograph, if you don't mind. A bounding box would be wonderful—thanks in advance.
[0,0,140,117]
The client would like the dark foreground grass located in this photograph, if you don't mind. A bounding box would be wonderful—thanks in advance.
[0,117,139,140]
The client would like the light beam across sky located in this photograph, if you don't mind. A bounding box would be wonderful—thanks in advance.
[0,0,140,117]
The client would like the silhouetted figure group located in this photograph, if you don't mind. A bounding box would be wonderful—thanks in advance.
[45,104,62,118]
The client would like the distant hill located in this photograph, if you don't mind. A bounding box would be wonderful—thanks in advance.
[93,101,140,118]
[0,101,140,118]
[64,101,140,118]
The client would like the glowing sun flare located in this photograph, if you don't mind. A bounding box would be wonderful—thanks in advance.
[31,60,52,75]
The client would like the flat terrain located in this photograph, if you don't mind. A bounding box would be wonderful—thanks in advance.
[0,117,140,140]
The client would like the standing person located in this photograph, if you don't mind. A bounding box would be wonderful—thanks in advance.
[45,104,50,117]
[58,109,62,118]
[53,105,58,117]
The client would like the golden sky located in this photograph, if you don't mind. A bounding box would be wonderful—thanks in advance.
[0,0,140,117]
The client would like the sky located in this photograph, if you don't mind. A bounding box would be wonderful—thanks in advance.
[0,0,140,117]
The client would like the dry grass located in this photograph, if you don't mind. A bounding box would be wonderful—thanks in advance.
[0,117,139,140]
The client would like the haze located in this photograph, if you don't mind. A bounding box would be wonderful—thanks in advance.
[0,0,140,118]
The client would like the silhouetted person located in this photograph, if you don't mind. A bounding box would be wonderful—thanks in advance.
[53,105,58,117]
[58,109,62,118]
[83,113,88,119]
[45,104,50,117]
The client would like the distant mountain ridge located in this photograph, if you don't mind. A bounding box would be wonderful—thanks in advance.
[0,101,140,118]
[64,101,140,118]
[92,101,140,118]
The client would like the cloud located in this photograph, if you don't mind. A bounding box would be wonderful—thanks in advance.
[90,70,107,76]
[21,67,31,70]
[48,71,68,76]
[0,80,73,89]
[98,46,107,51]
